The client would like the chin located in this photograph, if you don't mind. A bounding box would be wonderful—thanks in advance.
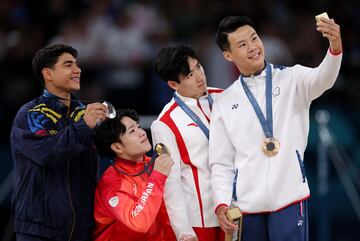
[145,143,152,152]
[71,84,81,91]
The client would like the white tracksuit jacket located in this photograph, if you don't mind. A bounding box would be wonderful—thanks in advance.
[209,49,342,214]
[151,88,222,240]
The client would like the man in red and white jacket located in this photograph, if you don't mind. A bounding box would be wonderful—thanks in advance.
[92,109,176,241]
[151,44,223,241]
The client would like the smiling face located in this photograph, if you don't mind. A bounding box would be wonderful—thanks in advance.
[112,116,151,162]
[167,57,207,99]
[43,52,81,98]
[223,25,265,76]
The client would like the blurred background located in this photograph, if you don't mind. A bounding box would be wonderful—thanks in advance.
[0,0,359,240]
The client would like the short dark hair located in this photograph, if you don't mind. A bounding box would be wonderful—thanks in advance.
[93,109,139,159]
[154,44,199,83]
[216,16,256,51]
[32,44,78,86]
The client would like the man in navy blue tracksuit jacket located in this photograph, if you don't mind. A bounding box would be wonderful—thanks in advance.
[10,44,108,241]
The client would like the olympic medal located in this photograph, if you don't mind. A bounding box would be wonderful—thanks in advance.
[262,138,280,157]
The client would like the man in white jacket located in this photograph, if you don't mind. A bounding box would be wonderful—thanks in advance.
[209,15,342,241]
[151,44,223,241]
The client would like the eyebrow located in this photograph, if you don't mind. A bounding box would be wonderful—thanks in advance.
[126,122,141,132]
[188,61,200,73]
[235,32,257,45]
[62,60,76,65]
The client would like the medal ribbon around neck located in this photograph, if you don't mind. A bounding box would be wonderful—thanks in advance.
[42,89,116,119]
[240,64,280,156]
[173,92,213,140]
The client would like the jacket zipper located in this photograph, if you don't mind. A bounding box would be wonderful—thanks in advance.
[196,99,210,123]
[67,160,76,241]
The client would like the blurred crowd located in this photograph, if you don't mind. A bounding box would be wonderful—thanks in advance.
[1,0,359,146]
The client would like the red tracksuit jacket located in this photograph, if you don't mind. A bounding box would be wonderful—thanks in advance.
[93,156,176,241]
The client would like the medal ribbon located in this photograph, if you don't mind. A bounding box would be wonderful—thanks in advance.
[110,150,158,177]
[240,64,273,138]
[173,93,213,139]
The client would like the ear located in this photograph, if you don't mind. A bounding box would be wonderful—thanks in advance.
[111,142,124,155]
[223,51,234,62]
[42,68,52,81]
[167,80,179,91]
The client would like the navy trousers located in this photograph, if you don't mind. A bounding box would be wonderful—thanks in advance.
[241,201,308,241]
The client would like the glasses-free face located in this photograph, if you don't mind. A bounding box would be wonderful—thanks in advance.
[43,53,81,98]
[168,57,208,99]
[223,25,265,76]
[112,117,151,162]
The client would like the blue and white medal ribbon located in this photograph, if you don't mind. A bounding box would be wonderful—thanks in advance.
[173,93,212,139]
[240,64,280,157]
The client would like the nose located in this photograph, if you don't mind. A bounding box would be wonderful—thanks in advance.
[73,65,81,73]
[138,128,146,136]
[194,68,204,82]
[248,43,257,53]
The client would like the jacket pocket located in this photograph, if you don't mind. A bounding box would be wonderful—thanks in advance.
[296,150,306,183]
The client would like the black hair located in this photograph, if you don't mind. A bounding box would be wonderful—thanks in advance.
[32,43,78,86]
[93,109,139,159]
[216,16,256,51]
[154,43,199,83]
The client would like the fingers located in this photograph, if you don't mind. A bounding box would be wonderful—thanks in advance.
[83,102,108,129]
[216,206,238,233]
[316,18,340,38]
[316,18,342,53]
[153,154,174,176]
[219,215,238,233]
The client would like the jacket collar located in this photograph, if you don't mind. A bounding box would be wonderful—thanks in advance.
[113,155,150,175]
[41,89,85,116]
[174,89,209,105]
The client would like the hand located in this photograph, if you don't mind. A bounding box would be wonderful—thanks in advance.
[153,154,174,176]
[83,102,107,129]
[316,17,342,54]
[216,206,238,234]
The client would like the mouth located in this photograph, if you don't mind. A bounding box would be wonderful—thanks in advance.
[71,77,80,83]
[197,81,206,88]
[140,138,149,144]
[248,51,261,60]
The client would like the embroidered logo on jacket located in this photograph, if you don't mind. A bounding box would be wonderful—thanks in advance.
[109,196,119,207]
[273,87,280,97]
[232,104,239,109]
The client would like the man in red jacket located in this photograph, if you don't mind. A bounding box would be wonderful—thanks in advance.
[92,109,176,241]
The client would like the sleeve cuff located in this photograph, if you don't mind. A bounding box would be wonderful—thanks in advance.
[215,203,228,215]
[329,48,342,56]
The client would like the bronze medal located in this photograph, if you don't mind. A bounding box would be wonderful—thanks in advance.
[262,137,280,157]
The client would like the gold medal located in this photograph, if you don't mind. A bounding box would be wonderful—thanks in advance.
[262,138,280,157]
[155,143,170,156]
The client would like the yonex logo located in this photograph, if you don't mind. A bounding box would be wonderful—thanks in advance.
[273,87,280,97]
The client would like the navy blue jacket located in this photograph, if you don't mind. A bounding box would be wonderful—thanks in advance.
[10,92,97,241]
